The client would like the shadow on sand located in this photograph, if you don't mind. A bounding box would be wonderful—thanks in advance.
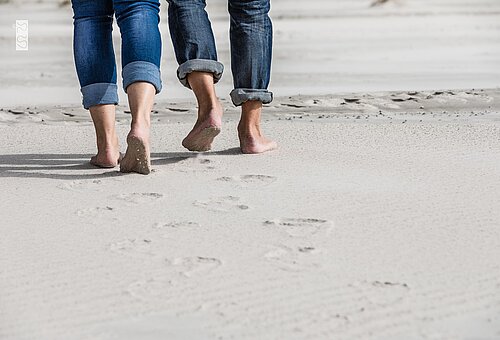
[0,148,242,180]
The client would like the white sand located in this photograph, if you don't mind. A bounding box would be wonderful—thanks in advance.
[1,116,500,339]
[1,0,500,339]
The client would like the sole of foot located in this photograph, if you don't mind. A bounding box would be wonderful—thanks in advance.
[120,136,151,175]
[182,126,221,152]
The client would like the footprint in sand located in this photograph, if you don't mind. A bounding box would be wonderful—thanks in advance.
[217,174,277,188]
[193,196,250,212]
[167,256,222,278]
[198,158,211,164]
[264,245,324,272]
[76,206,115,217]
[126,256,222,300]
[153,221,201,230]
[176,157,216,172]
[126,278,176,300]
[197,158,216,170]
[111,192,163,204]
[109,238,156,259]
[263,218,332,238]
[58,179,104,191]
[352,280,410,307]
[151,221,201,238]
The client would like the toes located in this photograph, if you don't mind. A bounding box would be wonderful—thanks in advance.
[240,139,277,154]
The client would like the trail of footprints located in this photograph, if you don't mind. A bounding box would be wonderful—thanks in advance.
[109,217,334,299]
[108,219,223,300]
[100,174,333,294]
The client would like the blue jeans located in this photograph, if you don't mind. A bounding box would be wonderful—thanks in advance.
[166,0,273,106]
[71,0,162,109]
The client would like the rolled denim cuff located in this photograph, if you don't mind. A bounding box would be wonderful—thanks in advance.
[81,83,119,110]
[177,59,224,89]
[230,88,273,106]
[123,61,162,94]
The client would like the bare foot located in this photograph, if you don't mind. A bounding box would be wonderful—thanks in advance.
[90,137,120,168]
[182,103,223,152]
[238,100,277,154]
[238,127,278,154]
[238,123,278,154]
[120,128,151,175]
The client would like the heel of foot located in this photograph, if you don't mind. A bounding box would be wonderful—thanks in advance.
[183,126,221,152]
[120,137,151,175]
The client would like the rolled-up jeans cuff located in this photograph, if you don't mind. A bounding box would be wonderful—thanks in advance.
[230,89,273,106]
[123,61,162,94]
[81,83,119,110]
[177,59,224,89]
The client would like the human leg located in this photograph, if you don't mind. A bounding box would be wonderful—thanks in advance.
[228,0,276,153]
[166,0,224,151]
[113,0,162,174]
[71,0,121,166]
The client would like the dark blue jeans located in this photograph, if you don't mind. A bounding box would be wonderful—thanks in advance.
[71,0,162,109]
[166,0,273,106]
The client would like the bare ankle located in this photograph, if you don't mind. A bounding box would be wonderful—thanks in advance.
[197,99,222,119]
[131,119,150,132]
[96,134,118,149]
[238,121,261,136]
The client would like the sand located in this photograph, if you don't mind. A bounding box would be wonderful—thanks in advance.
[1,0,500,339]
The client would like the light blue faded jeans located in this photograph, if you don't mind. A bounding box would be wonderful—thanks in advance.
[71,0,162,109]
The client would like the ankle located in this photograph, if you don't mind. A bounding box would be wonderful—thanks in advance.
[131,118,150,130]
[96,142,119,157]
[238,122,261,137]
[97,134,118,147]
[198,100,221,115]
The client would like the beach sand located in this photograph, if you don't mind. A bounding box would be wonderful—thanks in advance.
[1,0,500,339]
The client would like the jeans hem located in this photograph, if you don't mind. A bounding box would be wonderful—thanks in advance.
[177,59,224,89]
[123,61,162,94]
[230,88,273,106]
[81,83,119,110]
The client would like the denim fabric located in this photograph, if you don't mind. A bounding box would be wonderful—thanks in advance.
[81,83,119,110]
[166,0,273,106]
[177,59,224,89]
[72,0,162,109]
[230,88,273,106]
[122,61,162,93]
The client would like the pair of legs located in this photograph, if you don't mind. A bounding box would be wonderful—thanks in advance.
[167,0,277,153]
[71,0,162,174]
